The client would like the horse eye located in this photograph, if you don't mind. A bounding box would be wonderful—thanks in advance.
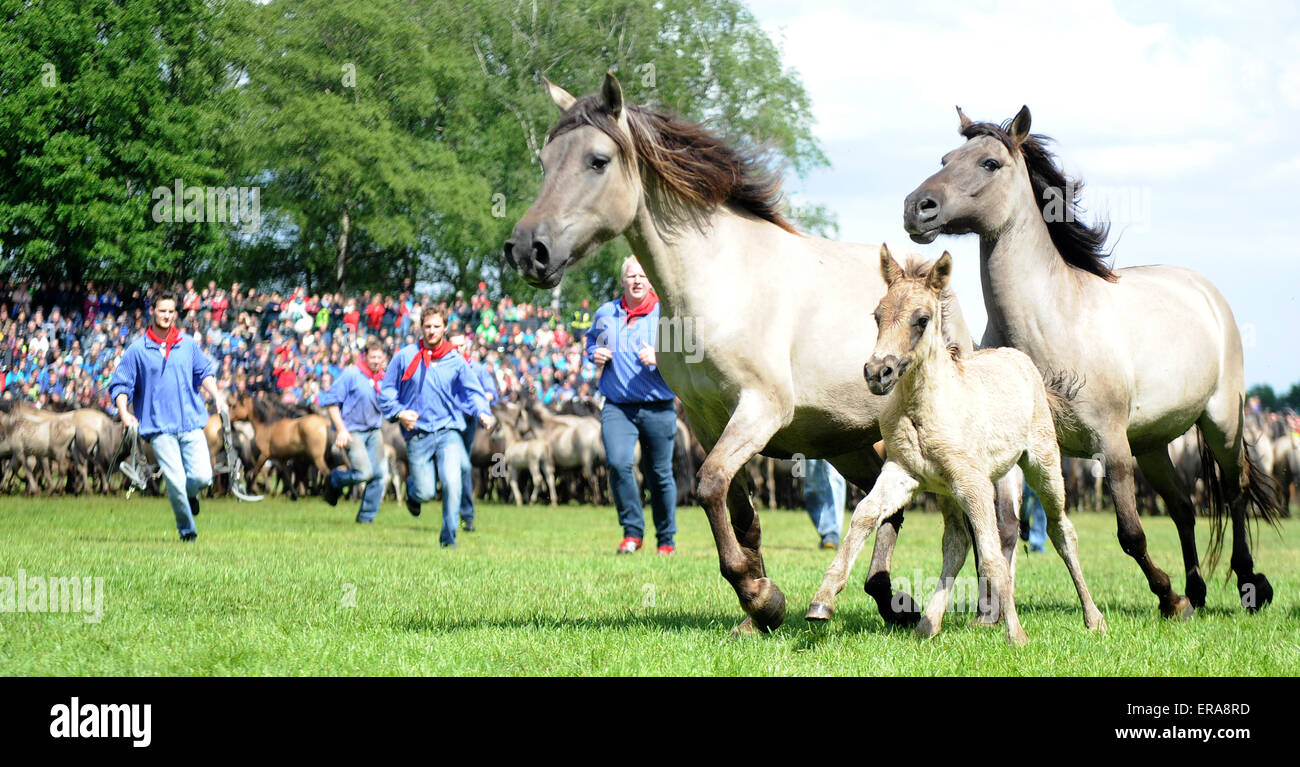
[916,315,929,330]
[981,158,1000,172]
[590,155,610,172]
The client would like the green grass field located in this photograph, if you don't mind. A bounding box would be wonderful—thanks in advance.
[0,495,1296,676]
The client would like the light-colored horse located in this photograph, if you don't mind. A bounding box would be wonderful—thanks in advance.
[902,106,1282,616]
[505,73,1021,633]
[807,248,1105,645]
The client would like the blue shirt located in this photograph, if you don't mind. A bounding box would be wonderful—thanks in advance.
[584,298,675,404]
[379,344,489,437]
[108,332,214,437]
[470,360,498,407]
[318,365,383,432]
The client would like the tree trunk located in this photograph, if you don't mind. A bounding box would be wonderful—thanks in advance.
[335,207,350,290]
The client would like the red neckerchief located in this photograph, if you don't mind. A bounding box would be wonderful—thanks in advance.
[401,339,455,381]
[357,355,384,393]
[146,325,181,360]
[620,290,659,327]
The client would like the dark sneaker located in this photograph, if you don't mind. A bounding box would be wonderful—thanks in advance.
[355,518,374,524]
[323,477,341,507]
[189,496,200,517]
[461,519,476,532]
[616,536,643,554]
[180,532,197,543]
[440,541,457,549]
[406,496,421,517]
[820,537,838,550]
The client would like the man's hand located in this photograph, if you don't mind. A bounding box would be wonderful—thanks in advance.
[398,409,418,430]
[637,343,656,367]
[215,395,229,415]
[121,411,139,431]
[591,347,612,366]
[335,429,351,449]
[479,412,496,430]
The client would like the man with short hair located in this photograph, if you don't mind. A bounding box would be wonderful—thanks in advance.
[320,337,389,523]
[109,292,226,542]
[380,311,493,548]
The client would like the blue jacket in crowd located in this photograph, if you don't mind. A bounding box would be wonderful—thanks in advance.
[108,333,214,437]
[318,364,383,432]
[584,298,675,404]
[379,344,489,436]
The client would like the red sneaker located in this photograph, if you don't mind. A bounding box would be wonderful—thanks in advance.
[657,544,676,556]
[616,536,642,554]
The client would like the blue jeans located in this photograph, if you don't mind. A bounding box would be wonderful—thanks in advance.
[149,429,214,537]
[329,428,387,523]
[601,400,677,547]
[406,428,467,547]
[1022,484,1047,552]
[804,459,846,545]
[459,420,476,524]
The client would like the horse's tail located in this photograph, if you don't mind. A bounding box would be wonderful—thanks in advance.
[1042,369,1083,435]
[1199,418,1285,576]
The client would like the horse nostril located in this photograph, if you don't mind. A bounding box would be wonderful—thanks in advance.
[917,196,938,216]
[531,240,550,270]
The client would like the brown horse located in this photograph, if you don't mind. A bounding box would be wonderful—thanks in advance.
[229,392,331,499]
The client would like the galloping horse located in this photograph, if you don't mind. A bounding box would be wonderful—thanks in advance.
[902,106,1282,616]
[229,391,332,499]
[505,73,1018,634]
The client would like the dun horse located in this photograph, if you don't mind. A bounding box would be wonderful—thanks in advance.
[902,106,1282,616]
[505,73,1020,633]
[806,248,1105,644]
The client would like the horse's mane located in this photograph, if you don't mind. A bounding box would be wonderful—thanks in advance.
[901,258,963,361]
[549,95,797,234]
[961,121,1118,282]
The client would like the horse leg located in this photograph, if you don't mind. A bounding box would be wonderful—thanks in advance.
[694,393,788,634]
[916,496,971,638]
[1199,410,1277,612]
[1135,450,1206,609]
[808,461,918,622]
[973,468,1024,626]
[958,480,1026,646]
[1027,446,1106,632]
[1102,439,1191,619]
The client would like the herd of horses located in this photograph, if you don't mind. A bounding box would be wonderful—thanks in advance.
[504,72,1292,640]
[4,72,1294,643]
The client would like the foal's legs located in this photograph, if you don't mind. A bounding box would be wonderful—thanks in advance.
[1101,436,1192,619]
[1025,445,1106,632]
[692,392,788,633]
[955,479,1026,646]
[973,468,1024,626]
[807,461,918,621]
[916,496,971,639]
[1135,450,1207,608]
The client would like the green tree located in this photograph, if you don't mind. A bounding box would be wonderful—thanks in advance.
[0,0,244,285]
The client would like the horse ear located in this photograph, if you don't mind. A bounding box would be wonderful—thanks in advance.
[544,77,576,113]
[1009,105,1032,146]
[880,244,904,287]
[929,252,953,291]
[956,105,973,133]
[601,70,624,119]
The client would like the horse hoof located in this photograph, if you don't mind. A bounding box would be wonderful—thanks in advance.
[1006,628,1029,647]
[1089,615,1109,635]
[1240,573,1273,612]
[1186,576,1207,610]
[915,616,940,640]
[1162,595,1194,621]
[864,572,921,627]
[748,578,786,632]
[805,602,833,622]
[731,617,762,639]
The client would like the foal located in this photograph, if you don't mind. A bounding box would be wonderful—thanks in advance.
[806,247,1105,645]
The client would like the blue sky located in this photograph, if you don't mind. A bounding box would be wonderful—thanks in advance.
[744,0,1300,391]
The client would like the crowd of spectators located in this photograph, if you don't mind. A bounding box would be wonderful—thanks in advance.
[0,277,604,415]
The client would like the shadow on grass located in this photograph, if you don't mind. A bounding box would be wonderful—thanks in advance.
[398,609,734,634]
